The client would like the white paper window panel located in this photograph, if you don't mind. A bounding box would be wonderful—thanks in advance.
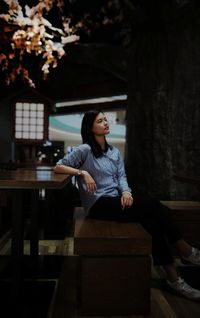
[30,103,37,111]
[15,132,22,138]
[30,125,36,132]
[23,110,29,117]
[16,103,23,110]
[37,118,44,125]
[22,125,29,132]
[37,126,44,133]
[22,132,29,139]
[23,118,29,124]
[29,132,36,139]
[16,117,22,124]
[29,118,37,124]
[37,111,44,118]
[15,124,22,131]
[30,111,37,117]
[16,110,23,117]
[23,103,30,110]
[37,104,44,111]
[36,132,43,139]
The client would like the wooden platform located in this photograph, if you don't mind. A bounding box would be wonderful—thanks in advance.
[1,200,200,317]
[1,238,200,317]
[51,255,200,318]
[74,219,152,316]
[161,200,200,246]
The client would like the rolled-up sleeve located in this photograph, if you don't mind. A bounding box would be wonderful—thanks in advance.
[56,144,90,169]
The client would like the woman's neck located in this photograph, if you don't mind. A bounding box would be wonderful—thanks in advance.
[95,135,106,150]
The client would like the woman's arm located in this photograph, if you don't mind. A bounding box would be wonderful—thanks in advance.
[116,151,132,194]
[54,164,83,176]
[115,150,133,209]
[54,164,97,193]
[54,145,88,176]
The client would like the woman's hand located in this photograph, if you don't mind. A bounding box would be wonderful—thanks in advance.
[81,170,97,194]
[121,191,134,210]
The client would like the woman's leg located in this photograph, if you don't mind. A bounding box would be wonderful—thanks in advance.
[174,239,192,257]
[88,196,125,220]
[89,195,176,266]
[163,263,180,282]
[128,193,183,244]
[129,194,200,262]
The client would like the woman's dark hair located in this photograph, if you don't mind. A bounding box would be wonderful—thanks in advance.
[81,110,110,157]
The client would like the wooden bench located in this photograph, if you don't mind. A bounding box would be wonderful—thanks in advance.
[161,201,200,247]
[74,208,152,316]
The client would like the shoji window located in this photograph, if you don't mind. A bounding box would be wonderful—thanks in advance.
[14,102,45,141]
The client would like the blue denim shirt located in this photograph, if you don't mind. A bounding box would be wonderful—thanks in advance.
[56,143,132,212]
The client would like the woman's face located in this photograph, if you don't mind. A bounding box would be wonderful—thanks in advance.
[92,112,110,137]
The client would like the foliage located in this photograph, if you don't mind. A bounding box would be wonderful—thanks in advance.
[0,0,80,87]
[0,0,137,87]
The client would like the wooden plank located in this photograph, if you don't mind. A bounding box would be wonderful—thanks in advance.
[161,201,200,220]
[161,200,200,246]
[80,256,151,315]
[74,219,152,255]
[151,289,178,318]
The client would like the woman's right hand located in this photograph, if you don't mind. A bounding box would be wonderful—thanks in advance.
[81,170,97,194]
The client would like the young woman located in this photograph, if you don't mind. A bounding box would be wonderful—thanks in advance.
[54,110,200,301]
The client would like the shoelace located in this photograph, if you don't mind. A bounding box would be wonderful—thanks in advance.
[178,279,195,293]
[192,248,200,257]
[188,248,200,261]
[182,247,200,262]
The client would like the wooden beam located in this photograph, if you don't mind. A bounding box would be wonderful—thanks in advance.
[49,99,127,115]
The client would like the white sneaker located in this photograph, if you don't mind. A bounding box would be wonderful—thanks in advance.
[182,247,200,265]
[167,277,200,301]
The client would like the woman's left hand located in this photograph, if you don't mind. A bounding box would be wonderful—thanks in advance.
[121,192,134,210]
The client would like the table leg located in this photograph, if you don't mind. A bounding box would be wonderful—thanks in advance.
[11,189,24,312]
[29,189,40,257]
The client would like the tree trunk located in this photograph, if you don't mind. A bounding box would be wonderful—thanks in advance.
[125,2,200,200]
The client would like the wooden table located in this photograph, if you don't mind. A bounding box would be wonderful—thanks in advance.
[173,174,200,185]
[0,169,70,312]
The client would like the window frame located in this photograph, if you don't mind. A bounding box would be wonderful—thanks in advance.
[13,100,48,144]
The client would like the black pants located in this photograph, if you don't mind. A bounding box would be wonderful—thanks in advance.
[88,194,183,266]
